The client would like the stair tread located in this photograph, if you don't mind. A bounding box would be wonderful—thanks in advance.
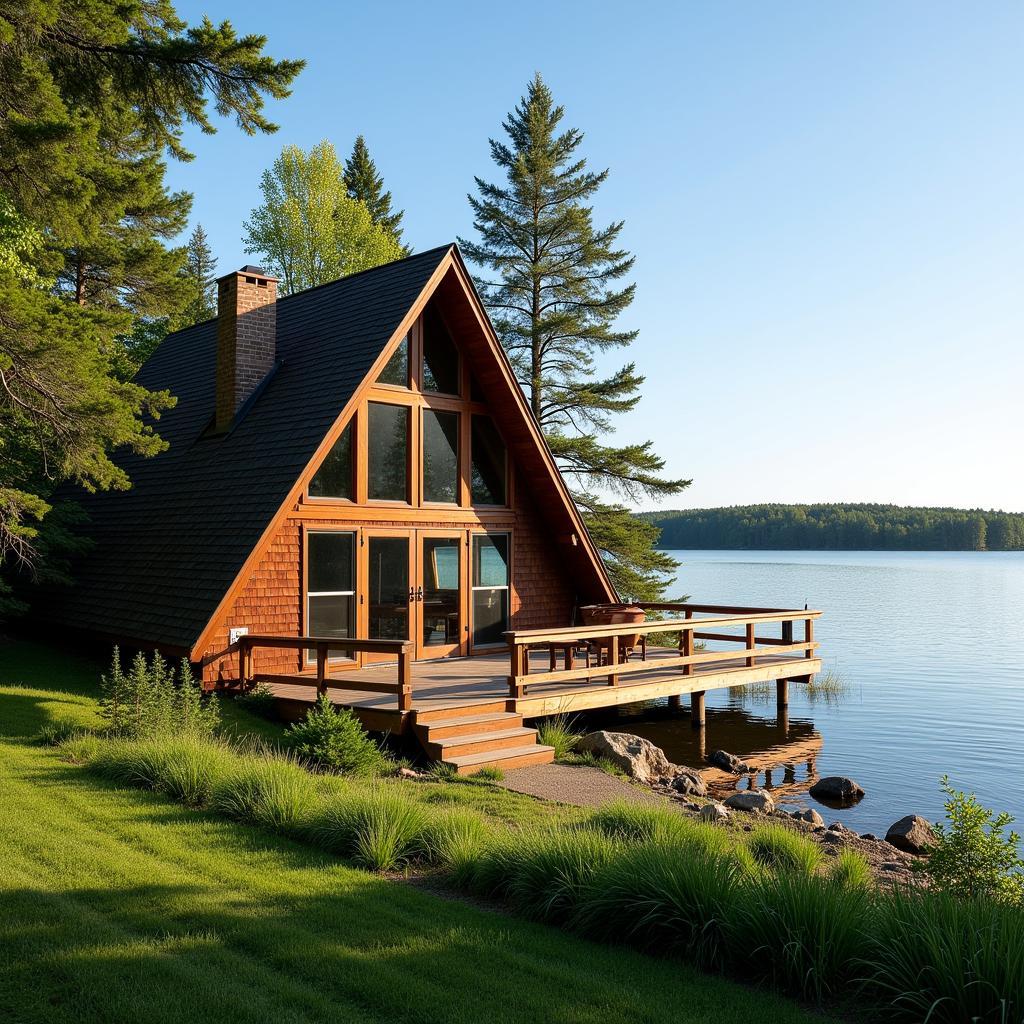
[445,744,555,767]
[432,727,537,749]
[418,712,520,730]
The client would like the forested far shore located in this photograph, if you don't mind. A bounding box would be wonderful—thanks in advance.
[638,504,1024,551]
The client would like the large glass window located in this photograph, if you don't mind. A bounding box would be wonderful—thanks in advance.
[422,409,459,503]
[422,306,460,394]
[422,537,460,647]
[472,534,509,646]
[470,415,507,505]
[306,531,355,659]
[308,423,352,499]
[376,334,409,387]
[367,402,409,501]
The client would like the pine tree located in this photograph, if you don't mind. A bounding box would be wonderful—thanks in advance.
[460,74,689,599]
[343,135,406,250]
[182,224,218,325]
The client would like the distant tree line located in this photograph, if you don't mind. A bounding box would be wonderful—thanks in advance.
[638,504,1024,551]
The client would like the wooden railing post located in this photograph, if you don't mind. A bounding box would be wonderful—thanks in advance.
[607,635,619,686]
[681,624,694,676]
[398,645,412,712]
[316,643,328,697]
[746,622,756,667]
[509,640,526,699]
[238,640,247,688]
[782,620,794,645]
[804,617,814,658]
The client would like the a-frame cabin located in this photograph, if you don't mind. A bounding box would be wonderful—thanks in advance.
[47,243,822,772]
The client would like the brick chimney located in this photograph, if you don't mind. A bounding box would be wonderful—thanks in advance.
[215,265,279,431]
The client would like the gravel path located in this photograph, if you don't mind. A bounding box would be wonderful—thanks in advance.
[498,763,668,808]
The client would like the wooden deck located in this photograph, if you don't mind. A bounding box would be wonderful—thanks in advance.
[267,645,822,731]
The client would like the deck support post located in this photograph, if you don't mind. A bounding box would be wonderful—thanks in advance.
[776,677,790,732]
[691,690,706,729]
[398,646,412,712]
[668,694,681,711]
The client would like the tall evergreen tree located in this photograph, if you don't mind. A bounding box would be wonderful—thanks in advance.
[343,135,406,249]
[0,0,301,602]
[460,74,689,599]
[182,224,218,325]
[244,140,405,295]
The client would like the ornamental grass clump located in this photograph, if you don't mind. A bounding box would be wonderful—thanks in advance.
[573,839,744,968]
[306,787,428,871]
[535,714,581,760]
[827,848,873,890]
[416,808,490,871]
[282,693,390,776]
[727,872,873,1003]
[747,822,824,876]
[505,828,622,924]
[583,800,690,844]
[210,754,316,834]
[861,890,1024,1023]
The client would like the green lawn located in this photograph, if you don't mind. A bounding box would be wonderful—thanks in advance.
[0,638,828,1024]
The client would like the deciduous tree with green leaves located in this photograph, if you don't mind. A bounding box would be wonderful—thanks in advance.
[243,140,405,295]
[344,135,407,250]
[0,0,302,609]
[460,74,689,599]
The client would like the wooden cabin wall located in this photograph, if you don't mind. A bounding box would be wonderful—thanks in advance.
[200,470,578,687]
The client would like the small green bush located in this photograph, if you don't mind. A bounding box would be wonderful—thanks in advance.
[919,775,1024,905]
[235,682,278,721]
[747,823,823,876]
[574,839,742,967]
[536,715,580,760]
[210,755,315,833]
[282,693,389,776]
[100,648,219,739]
[862,890,1024,1023]
[306,787,427,871]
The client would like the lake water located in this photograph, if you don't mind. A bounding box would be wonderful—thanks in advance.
[587,550,1024,838]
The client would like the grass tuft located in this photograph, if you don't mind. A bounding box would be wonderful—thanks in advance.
[306,787,428,871]
[470,765,504,782]
[536,714,581,760]
[210,754,316,833]
[828,848,873,889]
[747,823,824,876]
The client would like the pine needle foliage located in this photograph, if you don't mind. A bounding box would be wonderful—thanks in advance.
[99,647,219,739]
[343,135,406,250]
[281,692,390,776]
[461,73,689,599]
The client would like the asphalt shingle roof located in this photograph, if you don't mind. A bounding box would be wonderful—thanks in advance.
[49,245,453,651]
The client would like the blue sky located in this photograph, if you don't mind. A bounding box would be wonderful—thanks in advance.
[167,1,1024,512]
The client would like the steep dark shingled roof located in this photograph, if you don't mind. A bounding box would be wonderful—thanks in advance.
[48,245,453,651]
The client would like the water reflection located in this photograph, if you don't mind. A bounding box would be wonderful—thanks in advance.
[581,699,824,810]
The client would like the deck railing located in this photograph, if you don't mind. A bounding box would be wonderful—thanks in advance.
[502,603,821,699]
[236,634,414,710]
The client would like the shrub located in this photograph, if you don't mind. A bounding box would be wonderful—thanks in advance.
[536,714,580,760]
[919,775,1024,905]
[505,828,621,923]
[235,682,278,720]
[306,787,427,871]
[728,873,872,1002]
[747,823,823,876]
[862,890,1024,1023]
[574,839,744,967]
[828,849,873,890]
[210,755,315,833]
[282,693,389,776]
[100,648,219,739]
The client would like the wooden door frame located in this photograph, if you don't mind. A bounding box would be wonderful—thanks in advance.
[414,528,467,660]
[468,528,514,656]
[360,528,414,664]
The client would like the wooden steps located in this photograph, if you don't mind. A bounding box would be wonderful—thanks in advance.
[413,703,554,774]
